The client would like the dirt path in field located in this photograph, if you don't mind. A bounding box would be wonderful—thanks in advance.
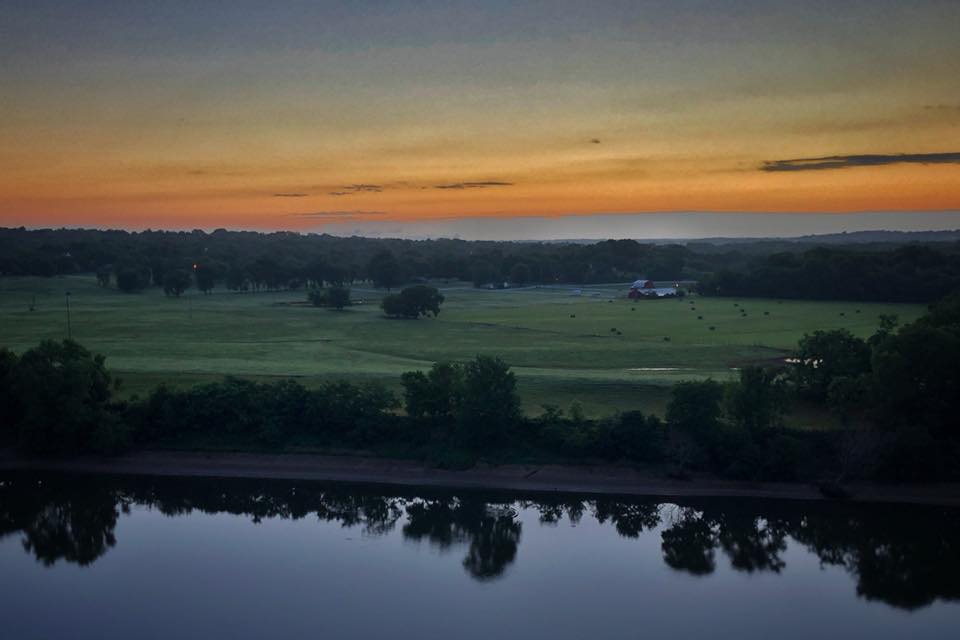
[2,449,958,506]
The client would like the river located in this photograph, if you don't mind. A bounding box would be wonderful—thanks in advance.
[1,472,958,639]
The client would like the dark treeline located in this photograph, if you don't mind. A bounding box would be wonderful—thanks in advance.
[0,226,691,290]
[2,294,958,484]
[2,472,958,609]
[4,226,960,302]
[699,244,960,302]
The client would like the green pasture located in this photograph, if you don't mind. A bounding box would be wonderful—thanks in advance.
[0,276,924,422]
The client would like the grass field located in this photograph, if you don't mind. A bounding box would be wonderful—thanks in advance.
[0,275,924,422]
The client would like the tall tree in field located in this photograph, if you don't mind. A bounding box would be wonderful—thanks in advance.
[95,265,111,288]
[399,285,444,317]
[326,286,351,310]
[380,286,444,318]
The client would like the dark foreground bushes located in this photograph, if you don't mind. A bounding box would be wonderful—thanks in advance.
[0,340,130,454]
[132,377,400,448]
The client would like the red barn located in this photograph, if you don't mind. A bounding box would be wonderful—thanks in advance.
[628,278,678,299]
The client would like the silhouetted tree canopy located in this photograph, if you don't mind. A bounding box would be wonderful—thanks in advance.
[725,366,789,431]
[457,355,522,448]
[666,380,725,432]
[4,340,125,454]
[381,285,444,318]
[793,329,872,400]
[308,286,351,309]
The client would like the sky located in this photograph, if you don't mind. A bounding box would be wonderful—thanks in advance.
[1,0,959,239]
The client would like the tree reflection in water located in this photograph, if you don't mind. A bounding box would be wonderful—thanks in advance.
[0,476,125,566]
[403,498,521,580]
[1,472,958,609]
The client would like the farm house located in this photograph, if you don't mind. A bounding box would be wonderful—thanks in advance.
[628,278,679,299]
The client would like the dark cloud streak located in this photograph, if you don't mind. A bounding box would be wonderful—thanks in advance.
[434,181,514,190]
[291,210,387,218]
[762,152,960,172]
[328,183,383,196]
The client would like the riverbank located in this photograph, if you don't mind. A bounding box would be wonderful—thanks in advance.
[3,449,959,506]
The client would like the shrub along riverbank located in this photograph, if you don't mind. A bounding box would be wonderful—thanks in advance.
[2,294,959,485]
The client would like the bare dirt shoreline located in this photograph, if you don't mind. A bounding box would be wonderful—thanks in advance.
[2,449,959,506]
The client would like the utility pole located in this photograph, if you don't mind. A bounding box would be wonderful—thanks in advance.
[65,291,72,340]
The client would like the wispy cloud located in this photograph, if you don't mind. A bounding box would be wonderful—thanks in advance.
[328,183,383,196]
[434,181,514,190]
[291,210,387,218]
[273,192,308,198]
[589,138,602,144]
[188,169,247,177]
[761,152,960,172]
[923,104,960,111]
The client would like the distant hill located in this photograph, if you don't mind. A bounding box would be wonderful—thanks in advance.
[688,229,960,245]
[538,229,960,246]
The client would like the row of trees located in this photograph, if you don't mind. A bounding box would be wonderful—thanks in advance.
[698,245,960,303]
[789,295,960,437]
[305,284,446,318]
[9,226,960,302]
[96,261,218,295]
[1,228,693,291]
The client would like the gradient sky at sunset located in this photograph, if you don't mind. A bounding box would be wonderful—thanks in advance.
[1,0,959,238]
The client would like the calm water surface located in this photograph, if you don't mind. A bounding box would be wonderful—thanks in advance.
[1,472,958,639]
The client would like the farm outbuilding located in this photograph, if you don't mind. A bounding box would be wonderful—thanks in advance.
[628,278,678,299]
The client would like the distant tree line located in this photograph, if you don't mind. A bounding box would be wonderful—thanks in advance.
[698,244,960,302]
[6,226,960,302]
[3,294,958,484]
[0,227,691,291]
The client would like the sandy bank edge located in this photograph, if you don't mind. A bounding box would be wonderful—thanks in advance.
[2,449,959,506]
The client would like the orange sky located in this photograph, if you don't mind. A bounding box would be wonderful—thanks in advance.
[1,1,958,234]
